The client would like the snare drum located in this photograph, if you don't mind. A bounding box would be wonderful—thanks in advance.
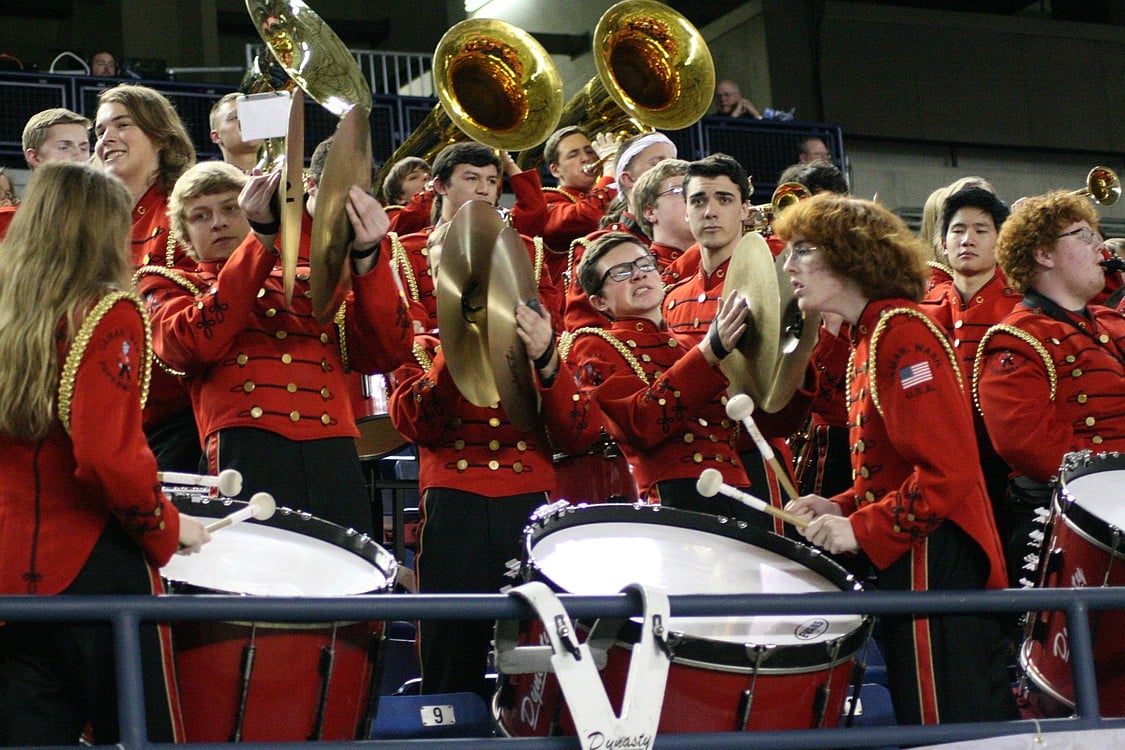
[551,435,638,505]
[494,503,871,735]
[1020,451,1125,717]
[162,497,398,741]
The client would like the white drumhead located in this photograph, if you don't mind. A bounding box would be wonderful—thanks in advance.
[1066,470,1125,529]
[531,521,862,645]
[162,522,390,596]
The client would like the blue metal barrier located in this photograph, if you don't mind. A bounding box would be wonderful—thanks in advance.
[4,586,1125,748]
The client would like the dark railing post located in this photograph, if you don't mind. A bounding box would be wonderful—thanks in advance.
[1067,601,1102,722]
[112,608,150,749]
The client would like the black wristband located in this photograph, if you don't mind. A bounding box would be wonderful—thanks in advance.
[533,335,556,370]
[248,216,280,235]
[350,243,380,260]
[708,325,730,360]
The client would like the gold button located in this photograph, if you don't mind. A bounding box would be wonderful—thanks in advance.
[657,398,666,406]
[454,439,465,450]
[154,507,161,517]
[860,466,870,478]
[1072,369,1082,378]
[683,434,694,444]
[668,338,678,347]
[513,461,524,473]
[243,381,255,393]
[489,440,500,451]
[865,491,876,502]
[320,359,329,371]
[488,417,501,427]
[275,330,287,340]
[296,272,309,281]
[1086,416,1096,427]
[265,308,277,318]
[1093,435,1104,445]
[674,391,682,398]
[320,333,329,344]
[893,525,901,533]
[626,339,636,347]
[1078,393,1088,404]
[289,411,300,422]
[456,459,469,471]
[1050,337,1060,345]
[954,320,964,329]
[320,387,330,399]
[250,406,263,419]
[709,434,718,442]
[281,353,292,364]
[320,413,331,425]
[667,299,676,309]
[697,293,706,304]
[698,418,708,427]
[642,354,652,362]
[572,393,580,401]
[907,513,915,521]
[1065,355,1076,363]
[1099,334,1110,344]
[516,440,527,451]
[257,288,266,298]
[715,454,724,462]
[953,339,961,347]
[692,452,703,463]
[237,354,249,365]
[451,418,462,428]
[159,521,165,530]
[287,383,298,393]
[421,247,428,257]
[488,460,500,471]
[855,439,866,452]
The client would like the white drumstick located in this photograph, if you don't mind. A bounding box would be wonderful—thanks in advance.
[725,393,800,502]
[159,468,243,497]
[204,492,277,533]
[696,468,809,529]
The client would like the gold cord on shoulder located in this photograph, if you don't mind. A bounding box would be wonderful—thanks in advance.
[543,186,579,204]
[164,227,180,267]
[58,292,153,435]
[533,236,544,286]
[132,265,203,297]
[412,340,434,371]
[867,307,961,419]
[334,301,349,372]
[389,232,421,303]
[972,323,1057,413]
[563,327,649,384]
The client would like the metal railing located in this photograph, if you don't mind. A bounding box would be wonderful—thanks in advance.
[3,586,1125,748]
[243,45,434,98]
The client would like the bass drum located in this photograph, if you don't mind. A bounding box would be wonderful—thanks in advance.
[350,371,408,460]
[162,495,398,741]
[494,503,872,735]
[551,434,638,505]
[1020,451,1125,718]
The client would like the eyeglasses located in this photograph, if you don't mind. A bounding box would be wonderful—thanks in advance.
[655,185,684,199]
[600,255,658,286]
[786,244,821,262]
[1055,227,1100,246]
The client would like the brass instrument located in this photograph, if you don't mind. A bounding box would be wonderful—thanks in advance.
[516,0,715,170]
[748,182,812,235]
[1072,166,1120,206]
[372,18,564,197]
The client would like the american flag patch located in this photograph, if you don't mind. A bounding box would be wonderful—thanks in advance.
[898,361,933,389]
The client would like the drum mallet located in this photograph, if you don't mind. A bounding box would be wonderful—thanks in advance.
[159,468,243,497]
[725,393,801,503]
[697,468,809,530]
[204,493,277,533]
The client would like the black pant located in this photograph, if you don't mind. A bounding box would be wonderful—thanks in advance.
[0,522,180,746]
[414,487,546,699]
[145,405,202,473]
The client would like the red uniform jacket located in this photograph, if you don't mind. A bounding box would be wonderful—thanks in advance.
[0,295,180,595]
[0,205,16,240]
[387,189,435,236]
[830,300,1006,589]
[808,323,852,430]
[975,297,1125,483]
[920,269,1021,384]
[564,317,748,499]
[136,234,413,444]
[388,334,602,497]
[657,242,698,287]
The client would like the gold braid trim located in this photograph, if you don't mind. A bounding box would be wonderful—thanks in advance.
[389,232,421,303]
[566,236,592,294]
[561,327,649,384]
[533,235,545,286]
[926,259,953,277]
[334,301,350,372]
[543,186,579,204]
[972,323,1057,413]
[164,227,180,267]
[867,307,961,419]
[412,340,435,371]
[58,292,152,435]
[131,266,202,376]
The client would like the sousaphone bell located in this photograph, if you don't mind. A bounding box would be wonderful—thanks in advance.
[437,201,540,432]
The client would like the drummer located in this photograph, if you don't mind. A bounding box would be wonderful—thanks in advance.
[563,232,771,522]
[974,190,1125,584]
[136,160,412,536]
[0,162,209,744]
[777,194,1015,726]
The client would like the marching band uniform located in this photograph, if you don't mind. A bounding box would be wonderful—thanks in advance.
[975,292,1125,584]
[562,214,650,331]
[834,299,1013,725]
[0,205,16,239]
[386,187,435,236]
[563,318,764,524]
[136,231,412,536]
[799,323,853,499]
[0,294,185,744]
[389,332,601,698]
[650,239,690,274]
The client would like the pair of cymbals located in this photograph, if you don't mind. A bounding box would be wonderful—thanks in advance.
[437,201,540,432]
[720,232,821,413]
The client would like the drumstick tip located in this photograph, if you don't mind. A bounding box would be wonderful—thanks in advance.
[726,393,754,421]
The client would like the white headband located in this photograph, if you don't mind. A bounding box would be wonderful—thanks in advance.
[615,133,677,181]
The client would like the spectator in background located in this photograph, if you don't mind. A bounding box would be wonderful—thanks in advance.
[797,136,831,164]
[778,159,848,195]
[208,92,260,174]
[714,79,762,119]
[0,169,16,208]
[90,51,118,77]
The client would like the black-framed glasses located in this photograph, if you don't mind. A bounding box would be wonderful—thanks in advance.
[1054,227,1099,246]
[600,255,658,286]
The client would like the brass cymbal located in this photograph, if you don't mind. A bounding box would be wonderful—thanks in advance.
[719,231,781,406]
[437,201,504,407]
[487,225,540,432]
[759,252,821,413]
[280,88,304,306]
[309,107,371,323]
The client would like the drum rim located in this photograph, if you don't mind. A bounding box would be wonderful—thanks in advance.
[1018,638,1076,711]
[1056,492,1125,561]
[166,494,398,594]
[523,503,871,671]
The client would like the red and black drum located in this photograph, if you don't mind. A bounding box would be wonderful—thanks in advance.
[1020,451,1125,717]
[350,372,408,461]
[161,495,398,741]
[494,503,872,735]
[551,434,638,505]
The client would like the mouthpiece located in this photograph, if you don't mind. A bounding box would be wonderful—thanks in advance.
[1099,256,1125,273]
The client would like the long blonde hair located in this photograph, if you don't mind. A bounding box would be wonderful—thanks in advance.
[0,162,133,439]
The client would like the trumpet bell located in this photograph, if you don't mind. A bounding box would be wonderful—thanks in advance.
[1079,166,1120,207]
